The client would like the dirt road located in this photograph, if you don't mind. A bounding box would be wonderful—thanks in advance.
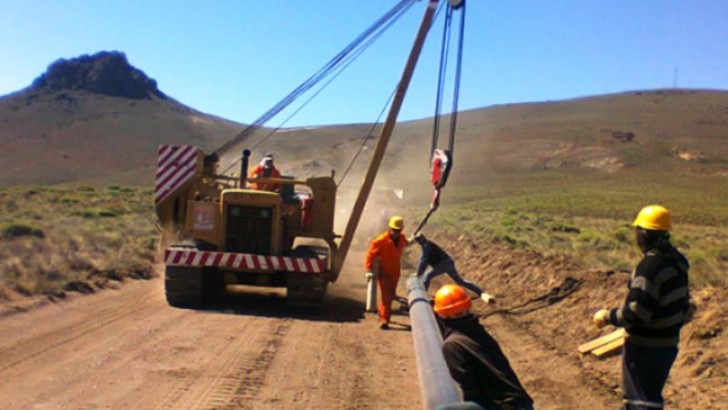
[0,251,422,410]
[0,249,634,410]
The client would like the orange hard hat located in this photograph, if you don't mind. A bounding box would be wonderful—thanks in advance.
[433,284,472,318]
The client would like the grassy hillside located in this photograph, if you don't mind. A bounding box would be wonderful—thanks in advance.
[253,89,728,226]
[1,86,726,303]
[0,90,242,187]
[0,183,724,307]
[421,203,727,288]
[0,185,157,303]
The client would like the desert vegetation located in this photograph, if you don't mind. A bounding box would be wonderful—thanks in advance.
[2,181,724,306]
[0,185,157,303]
[424,199,728,288]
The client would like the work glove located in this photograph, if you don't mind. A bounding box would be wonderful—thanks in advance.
[480,293,496,304]
[593,309,610,328]
[365,271,374,280]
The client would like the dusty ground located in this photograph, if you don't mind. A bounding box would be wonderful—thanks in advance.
[439,233,727,410]
[0,252,420,410]
[0,243,724,409]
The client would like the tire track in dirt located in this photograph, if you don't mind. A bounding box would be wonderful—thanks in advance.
[319,325,380,410]
[129,315,258,409]
[203,318,292,409]
[148,317,292,410]
[0,293,156,374]
[234,253,422,410]
[0,259,422,410]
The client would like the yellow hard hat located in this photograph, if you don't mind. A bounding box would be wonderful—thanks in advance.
[632,205,671,231]
[388,215,404,230]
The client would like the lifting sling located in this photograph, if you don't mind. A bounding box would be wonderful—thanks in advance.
[414,0,466,236]
[215,0,419,174]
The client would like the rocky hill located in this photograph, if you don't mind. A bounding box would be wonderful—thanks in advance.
[30,51,165,100]
[0,51,242,187]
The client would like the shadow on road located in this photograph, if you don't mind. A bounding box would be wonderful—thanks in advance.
[190,285,368,323]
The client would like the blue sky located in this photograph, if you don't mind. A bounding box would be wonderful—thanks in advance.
[1,0,727,127]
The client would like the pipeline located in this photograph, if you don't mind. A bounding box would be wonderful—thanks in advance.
[406,275,461,410]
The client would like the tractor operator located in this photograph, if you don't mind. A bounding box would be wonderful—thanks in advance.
[434,284,534,410]
[248,154,281,192]
[365,215,410,329]
[592,205,691,410]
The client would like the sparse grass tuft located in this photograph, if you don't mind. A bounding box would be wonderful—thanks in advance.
[0,186,157,300]
[2,223,45,239]
[72,208,121,218]
[422,197,727,287]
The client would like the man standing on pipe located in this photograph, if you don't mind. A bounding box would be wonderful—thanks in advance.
[365,215,409,329]
[434,284,533,410]
[414,233,495,304]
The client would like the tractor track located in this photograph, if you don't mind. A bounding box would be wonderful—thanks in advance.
[0,256,423,410]
[0,293,157,374]
[149,317,289,410]
[208,319,292,410]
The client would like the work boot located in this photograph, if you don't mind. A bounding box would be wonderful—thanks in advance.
[480,293,496,304]
[379,322,389,330]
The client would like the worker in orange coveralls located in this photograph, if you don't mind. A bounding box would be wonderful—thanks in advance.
[248,154,281,191]
[365,215,409,329]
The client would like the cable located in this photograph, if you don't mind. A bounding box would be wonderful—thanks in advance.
[214,0,417,163]
[336,88,396,187]
[447,1,466,154]
[431,3,453,159]
[415,1,466,236]
[480,277,582,319]
[219,0,416,175]
[431,1,466,156]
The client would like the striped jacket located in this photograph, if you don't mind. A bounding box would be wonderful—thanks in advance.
[608,245,690,347]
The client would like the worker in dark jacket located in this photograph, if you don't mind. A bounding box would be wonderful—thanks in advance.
[434,284,534,410]
[593,205,690,410]
[415,233,494,304]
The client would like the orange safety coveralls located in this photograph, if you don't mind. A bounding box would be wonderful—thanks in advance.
[248,164,281,191]
[365,231,409,324]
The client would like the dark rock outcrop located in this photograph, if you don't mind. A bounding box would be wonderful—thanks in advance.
[31,51,166,100]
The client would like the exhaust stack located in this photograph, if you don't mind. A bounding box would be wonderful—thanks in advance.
[240,149,251,188]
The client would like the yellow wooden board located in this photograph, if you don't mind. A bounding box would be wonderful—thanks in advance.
[591,337,625,357]
[578,328,626,354]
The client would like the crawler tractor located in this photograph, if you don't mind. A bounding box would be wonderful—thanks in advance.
[155,0,455,308]
[155,149,338,306]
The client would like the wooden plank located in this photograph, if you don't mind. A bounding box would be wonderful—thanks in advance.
[578,328,626,354]
[591,337,625,358]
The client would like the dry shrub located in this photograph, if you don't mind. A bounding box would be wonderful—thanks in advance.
[2,223,45,239]
[0,186,158,300]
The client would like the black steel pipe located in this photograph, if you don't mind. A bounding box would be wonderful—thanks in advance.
[407,275,461,410]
